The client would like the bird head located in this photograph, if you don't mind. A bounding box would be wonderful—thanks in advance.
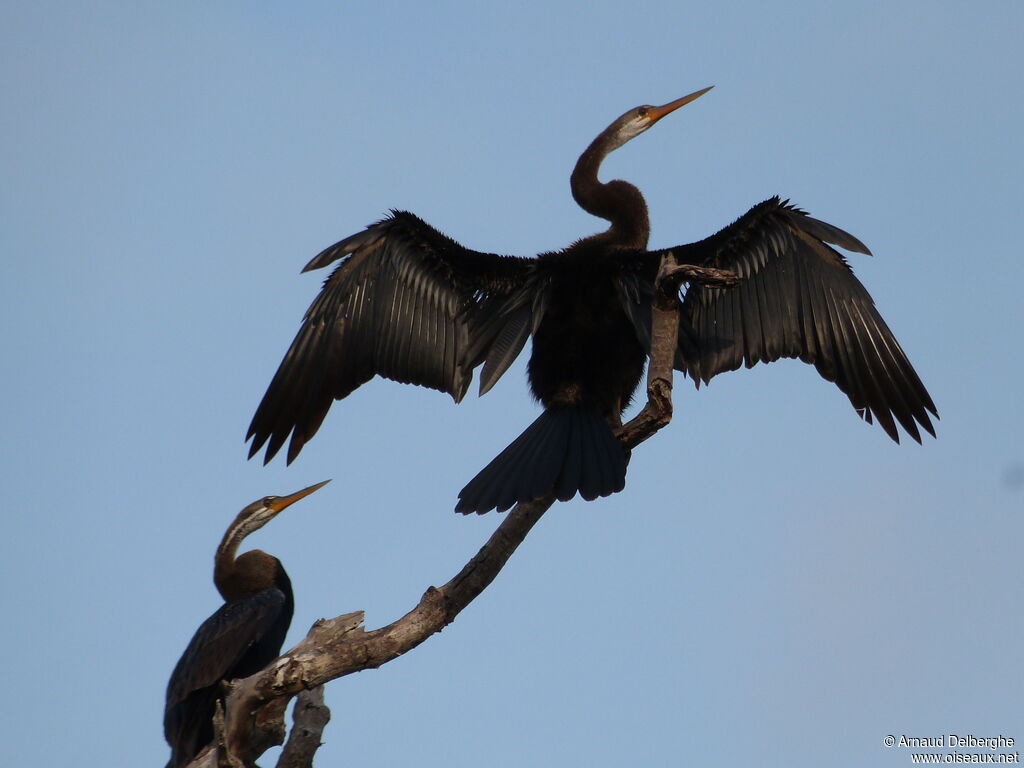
[236,479,332,535]
[606,86,714,150]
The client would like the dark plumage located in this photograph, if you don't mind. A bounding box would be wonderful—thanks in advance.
[246,87,936,513]
[164,481,328,768]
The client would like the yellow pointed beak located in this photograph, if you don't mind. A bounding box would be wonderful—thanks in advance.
[647,86,714,124]
[269,479,331,512]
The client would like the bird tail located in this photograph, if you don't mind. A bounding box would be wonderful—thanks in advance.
[455,405,628,514]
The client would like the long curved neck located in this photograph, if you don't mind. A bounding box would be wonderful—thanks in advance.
[571,130,650,249]
[214,510,268,599]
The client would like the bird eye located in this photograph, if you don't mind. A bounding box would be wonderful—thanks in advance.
[262,496,276,506]
[637,107,649,119]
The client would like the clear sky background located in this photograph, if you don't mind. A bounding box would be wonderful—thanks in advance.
[3,3,1022,766]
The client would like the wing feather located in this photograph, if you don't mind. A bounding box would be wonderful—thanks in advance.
[165,589,286,718]
[656,197,936,443]
[247,212,533,464]
[164,589,288,765]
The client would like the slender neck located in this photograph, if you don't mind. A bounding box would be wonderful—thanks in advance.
[570,130,650,249]
[213,510,265,599]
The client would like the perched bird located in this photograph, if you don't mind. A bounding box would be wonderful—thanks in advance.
[164,481,328,768]
[246,87,936,514]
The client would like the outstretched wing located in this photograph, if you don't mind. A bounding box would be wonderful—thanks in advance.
[659,197,937,443]
[247,211,533,464]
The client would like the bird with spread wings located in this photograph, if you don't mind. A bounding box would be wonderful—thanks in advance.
[246,88,936,514]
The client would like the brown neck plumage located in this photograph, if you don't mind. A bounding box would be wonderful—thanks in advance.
[570,128,650,249]
[213,508,279,600]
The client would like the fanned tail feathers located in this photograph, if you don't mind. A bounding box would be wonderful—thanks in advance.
[455,406,627,514]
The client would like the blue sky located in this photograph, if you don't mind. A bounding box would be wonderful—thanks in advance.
[3,2,1022,766]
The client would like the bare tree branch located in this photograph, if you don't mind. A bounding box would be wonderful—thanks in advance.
[618,251,681,449]
[222,498,555,765]
[183,741,216,768]
[658,262,741,292]
[275,687,330,768]
[211,251,718,766]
